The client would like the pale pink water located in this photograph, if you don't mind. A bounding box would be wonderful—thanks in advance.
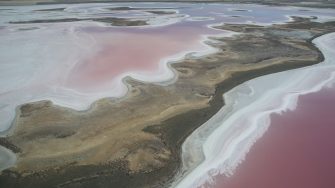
[205,85,335,188]
[67,24,221,91]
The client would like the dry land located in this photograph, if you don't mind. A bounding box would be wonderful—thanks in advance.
[0,17,334,188]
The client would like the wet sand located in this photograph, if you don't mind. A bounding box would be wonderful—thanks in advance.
[210,84,335,188]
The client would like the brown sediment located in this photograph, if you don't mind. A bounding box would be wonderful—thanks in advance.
[107,6,176,11]
[9,17,148,26]
[34,8,66,11]
[146,10,176,15]
[0,18,334,188]
[0,138,21,153]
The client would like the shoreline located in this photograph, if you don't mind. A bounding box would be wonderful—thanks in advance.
[134,20,335,187]
[0,21,233,135]
[145,28,331,187]
[193,32,335,188]
[1,3,244,133]
[1,3,333,135]
[0,8,334,188]
[173,31,335,188]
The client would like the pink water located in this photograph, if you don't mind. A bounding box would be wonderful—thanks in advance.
[67,23,221,91]
[206,85,335,188]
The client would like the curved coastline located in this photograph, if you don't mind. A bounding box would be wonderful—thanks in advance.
[0,20,332,188]
[0,3,247,134]
[0,3,334,188]
[0,18,232,173]
[2,2,334,134]
[0,4,243,174]
[173,32,335,188]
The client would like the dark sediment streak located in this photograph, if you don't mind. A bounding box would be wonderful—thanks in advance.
[9,17,148,26]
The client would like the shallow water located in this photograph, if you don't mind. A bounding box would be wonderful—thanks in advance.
[209,83,335,188]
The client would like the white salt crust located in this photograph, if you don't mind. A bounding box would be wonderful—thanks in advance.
[173,32,335,188]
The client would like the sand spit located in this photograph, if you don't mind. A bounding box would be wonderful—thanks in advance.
[0,16,334,188]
